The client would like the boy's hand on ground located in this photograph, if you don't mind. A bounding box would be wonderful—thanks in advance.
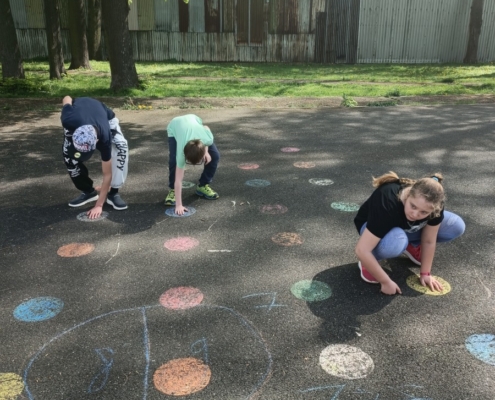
[175,205,188,216]
[380,280,402,295]
[87,205,103,219]
[421,275,443,292]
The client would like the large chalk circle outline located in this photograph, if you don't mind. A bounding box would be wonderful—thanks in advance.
[23,304,273,400]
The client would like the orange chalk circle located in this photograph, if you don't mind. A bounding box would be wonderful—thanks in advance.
[294,161,316,169]
[271,232,304,246]
[159,287,204,310]
[238,163,259,170]
[153,357,211,396]
[57,243,95,258]
[406,274,451,296]
[0,373,24,399]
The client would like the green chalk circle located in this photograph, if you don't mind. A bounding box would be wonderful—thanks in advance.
[331,202,360,212]
[291,280,332,302]
[182,181,195,189]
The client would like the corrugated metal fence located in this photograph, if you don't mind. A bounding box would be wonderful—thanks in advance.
[9,0,495,63]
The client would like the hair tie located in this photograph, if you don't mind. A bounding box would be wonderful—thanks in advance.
[431,176,439,182]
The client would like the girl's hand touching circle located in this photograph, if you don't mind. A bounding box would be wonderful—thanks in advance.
[421,275,443,292]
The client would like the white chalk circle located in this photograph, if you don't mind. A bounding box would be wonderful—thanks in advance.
[76,211,109,222]
[165,207,196,218]
[309,178,334,186]
[245,179,271,187]
[182,181,195,189]
[319,345,374,380]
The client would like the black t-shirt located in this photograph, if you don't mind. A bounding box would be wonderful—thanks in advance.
[61,97,115,161]
[354,182,444,238]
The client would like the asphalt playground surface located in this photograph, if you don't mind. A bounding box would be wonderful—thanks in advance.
[1,103,495,400]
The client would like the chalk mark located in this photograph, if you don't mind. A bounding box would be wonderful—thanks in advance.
[207,250,232,253]
[473,268,492,298]
[191,337,209,364]
[300,384,346,400]
[242,293,286,312]
[208,220,218,231]
[23,306,159,400]
[105,242,120,264]
[141,308,151,400]
[387,385,430,400]
[87,348,114,394]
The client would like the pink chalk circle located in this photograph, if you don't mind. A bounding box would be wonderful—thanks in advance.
[159,287,204,310]
[164,237,199,251]
[260,204,288,214]
[294,161,316,169]
[238,163,259,170]
[281,147,300,153]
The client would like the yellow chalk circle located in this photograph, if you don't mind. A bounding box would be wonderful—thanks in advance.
[406,274,451,296]
[0,373,24,400]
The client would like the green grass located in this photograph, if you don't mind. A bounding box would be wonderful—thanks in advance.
[1,61,495,99]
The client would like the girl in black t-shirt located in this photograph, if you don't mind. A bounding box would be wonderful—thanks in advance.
[354,171,465,295]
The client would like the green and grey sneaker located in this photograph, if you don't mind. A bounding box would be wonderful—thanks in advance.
[165,189,176,205]
[196,184,219,200]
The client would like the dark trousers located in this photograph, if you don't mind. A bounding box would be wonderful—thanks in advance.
[63,147,94,193]
[168,137,220,189]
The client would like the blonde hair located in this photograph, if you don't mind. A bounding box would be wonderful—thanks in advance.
[372,171,445,218]
[184,139,206,164]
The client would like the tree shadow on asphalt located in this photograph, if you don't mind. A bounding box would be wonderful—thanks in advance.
[307,261,422,343]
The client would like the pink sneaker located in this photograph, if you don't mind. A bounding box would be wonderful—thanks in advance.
[358,261,379,284]
[403,243,421,265]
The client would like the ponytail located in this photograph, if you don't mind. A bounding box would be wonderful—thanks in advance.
[372,171,415,188]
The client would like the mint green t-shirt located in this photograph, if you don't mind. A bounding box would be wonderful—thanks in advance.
[167,114,214,168]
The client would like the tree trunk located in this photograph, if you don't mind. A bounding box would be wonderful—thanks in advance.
[68,0,91,69]
[101,0,139,91]
[464,0,484,64]
[43,0,66,79]
[0,0,25,79]
[87,0,103,60]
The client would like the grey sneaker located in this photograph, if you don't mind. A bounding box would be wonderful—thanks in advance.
[106,193,128,210]
[69,191,98,207]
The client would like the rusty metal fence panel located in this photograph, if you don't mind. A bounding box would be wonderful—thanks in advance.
[8,0,495,63]
[478,0,495,62]
[10,0,28,29]
[154,0,179,31]
[189,0,205,32]
[358,0,471,63]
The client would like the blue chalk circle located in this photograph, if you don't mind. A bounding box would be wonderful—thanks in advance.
[165,207,196,217]
[245,179,271,187]
[465,334,495,366]
[13,297,64,322]
[331,202,360,212]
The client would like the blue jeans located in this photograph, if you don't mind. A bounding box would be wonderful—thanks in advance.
[359,211,465,261]
[168,137,220,189]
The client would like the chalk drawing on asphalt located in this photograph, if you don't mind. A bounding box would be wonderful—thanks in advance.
[319,344,374,379]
